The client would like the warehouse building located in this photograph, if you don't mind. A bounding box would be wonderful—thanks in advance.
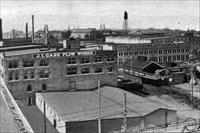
[105,33,200,65]
[0,43,117,105]
[36,86,177,133]
[70,28,97,40]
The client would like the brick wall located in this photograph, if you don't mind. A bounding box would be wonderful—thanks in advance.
[3,50,118,104]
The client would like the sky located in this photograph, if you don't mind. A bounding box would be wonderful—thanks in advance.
[0,0,200,32]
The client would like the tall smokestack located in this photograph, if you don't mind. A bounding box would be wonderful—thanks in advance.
[12,29,15,39]
[44,24,48,35]
[0,19,2,41]
[32,15,34,43]
[26,23,28,39]
[44,24,48,45]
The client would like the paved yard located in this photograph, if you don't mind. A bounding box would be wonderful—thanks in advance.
[175,80,200,99]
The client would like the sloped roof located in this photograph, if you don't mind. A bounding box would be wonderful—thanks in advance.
[37,86,175,122]
[124,57,164,73]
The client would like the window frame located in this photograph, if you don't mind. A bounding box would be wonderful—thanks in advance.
[67,57,76,64]
[39,59,49,66]
[39,69,50,79]
[27,85,32,92]
[8,60,18,69]
[23,59,34,68]
[81,68,90,74]
[107,56,114,62]
[8,71,14,81]
[107,66,114,72]
[94,56,102,63]
[80,57,90,64]
[94,67,103,73]
[66,67,77,75]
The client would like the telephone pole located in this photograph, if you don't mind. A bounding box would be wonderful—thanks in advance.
[44,101,47,133]
[98,80,101,133]
[190,65,194,108]
[122,93,127,133]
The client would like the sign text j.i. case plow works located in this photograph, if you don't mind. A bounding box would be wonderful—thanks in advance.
[33,51,94,58]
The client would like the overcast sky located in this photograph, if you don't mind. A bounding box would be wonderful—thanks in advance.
[0,0,199,32]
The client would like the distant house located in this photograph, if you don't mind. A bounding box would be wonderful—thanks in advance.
[122,57,170,86]
[70,28,97,40]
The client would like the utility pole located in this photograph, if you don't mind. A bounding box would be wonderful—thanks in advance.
[122,93,127,133]
[44,101,47,133]
[199,81,200,130]
[190,65,194,108]
[98,80,101,133]
[131,55,133,74]
[165,105,168,128]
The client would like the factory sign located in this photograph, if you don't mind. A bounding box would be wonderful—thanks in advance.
[33,51,94,58]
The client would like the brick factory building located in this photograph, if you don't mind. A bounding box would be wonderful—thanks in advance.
[36,86,177,133]
[104,33,200,65]
[0,43,117,105]
[114,42,190,65]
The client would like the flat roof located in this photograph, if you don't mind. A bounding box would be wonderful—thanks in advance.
[37,86,175,122]
[2,47,115,57]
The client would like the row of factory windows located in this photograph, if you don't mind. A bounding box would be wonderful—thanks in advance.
[8,59,49,69]
[27,84,47,92]
[151,37,200,44]
[118,49,189,56]
[119,54,189,64]
[8,56,115,69]
[149,55,189,62]
[8,66,114,81]
[8,69,50,81]
[66,66,114,75]
[151,38,187,43]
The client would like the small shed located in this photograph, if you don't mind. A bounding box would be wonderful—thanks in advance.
[143,62,165,74]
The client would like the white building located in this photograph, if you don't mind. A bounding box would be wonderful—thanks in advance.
[105,36,151,44]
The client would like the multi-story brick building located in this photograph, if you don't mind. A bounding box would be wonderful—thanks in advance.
[149,32,200,50]
[105,33,200,65]
[114,43,190,65]
[0,44,117,105]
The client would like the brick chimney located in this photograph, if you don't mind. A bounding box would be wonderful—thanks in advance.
[26,23,28,39]
[32,15,34,43]
[0,19,2,41]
